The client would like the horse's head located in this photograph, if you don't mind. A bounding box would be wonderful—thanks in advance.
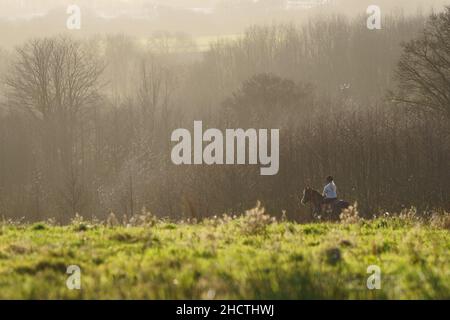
[301,187,312,205]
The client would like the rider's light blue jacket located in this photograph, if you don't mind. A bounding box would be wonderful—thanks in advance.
[323,182,337,199]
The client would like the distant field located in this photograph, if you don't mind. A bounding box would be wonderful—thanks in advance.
[0,210,449,299]
[194,34,242,51]
[137,34,242,52]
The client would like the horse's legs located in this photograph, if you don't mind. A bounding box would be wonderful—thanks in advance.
[332,202,345,221]
[310,204,320,220]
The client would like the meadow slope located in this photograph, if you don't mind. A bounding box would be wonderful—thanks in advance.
[0,210,449,299]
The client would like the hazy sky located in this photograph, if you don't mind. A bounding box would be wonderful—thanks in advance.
[0,0,448,18]
[0,0,448,47]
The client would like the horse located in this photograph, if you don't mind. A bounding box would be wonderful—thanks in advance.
[300,187,350,220]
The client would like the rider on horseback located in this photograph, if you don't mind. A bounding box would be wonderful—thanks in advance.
[322,176,337,211]
[301,177,349,219]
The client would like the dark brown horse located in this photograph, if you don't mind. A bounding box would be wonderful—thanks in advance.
[300,187,350,220]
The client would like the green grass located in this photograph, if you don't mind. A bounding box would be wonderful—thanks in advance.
[0,215,448,299]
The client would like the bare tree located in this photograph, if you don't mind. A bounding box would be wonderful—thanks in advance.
[4,36,104,217]
[6,36,104,121]
[393,7,450,119]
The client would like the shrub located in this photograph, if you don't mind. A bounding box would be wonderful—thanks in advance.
[340,203,360,224]
[398,206,423,224]
[106,212,120,227]
[71,213,91,232]
[240,201,276,236]
[429,211,450,230]
[128,207,158,227]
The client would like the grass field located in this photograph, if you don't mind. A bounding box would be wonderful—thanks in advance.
[0,206,449,299]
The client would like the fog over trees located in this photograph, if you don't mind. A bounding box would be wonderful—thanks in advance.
[0,4,449,222]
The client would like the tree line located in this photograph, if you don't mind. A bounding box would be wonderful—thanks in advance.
[0,10,449,222]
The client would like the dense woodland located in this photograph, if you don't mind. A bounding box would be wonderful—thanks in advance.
[0,9,449,222]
